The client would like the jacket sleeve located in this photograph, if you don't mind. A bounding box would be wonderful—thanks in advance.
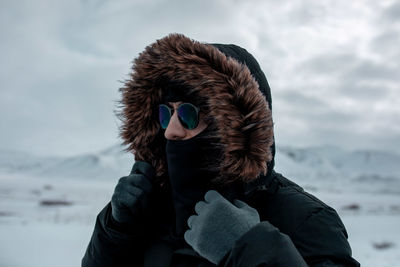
[81,202,146,267]
[218,221,308,267]
[218,207,360,267]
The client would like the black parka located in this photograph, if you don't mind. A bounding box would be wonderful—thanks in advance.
[82,34,359,266]
[82,170,359,266]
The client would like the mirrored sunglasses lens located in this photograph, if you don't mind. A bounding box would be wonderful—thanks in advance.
[159,105,171,129]
[178,103,198,130]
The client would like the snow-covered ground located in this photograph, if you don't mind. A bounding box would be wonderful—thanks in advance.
[0,174,114,267]
[0,145,399,266]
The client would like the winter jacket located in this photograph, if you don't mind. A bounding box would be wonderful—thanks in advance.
[82,34,360,267]
[82,170,359,266]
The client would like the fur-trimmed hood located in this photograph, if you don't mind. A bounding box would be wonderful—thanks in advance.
[117,33,275,185]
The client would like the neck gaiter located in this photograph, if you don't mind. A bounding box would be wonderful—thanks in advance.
[165,129,221,237]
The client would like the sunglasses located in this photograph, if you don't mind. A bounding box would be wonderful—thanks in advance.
[159,103,200,130]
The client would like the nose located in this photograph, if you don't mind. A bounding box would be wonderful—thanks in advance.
[164,111,186,140]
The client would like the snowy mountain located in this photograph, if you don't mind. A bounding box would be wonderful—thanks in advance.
[274,145,400,194]
[0,145,134,181]
[0,144,399,194]
[277,145,400,177]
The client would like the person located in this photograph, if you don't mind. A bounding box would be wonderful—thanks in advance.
[82,33,360,266]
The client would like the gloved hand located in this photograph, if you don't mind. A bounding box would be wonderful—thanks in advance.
[184,190,260,265]
[111,161,155,225]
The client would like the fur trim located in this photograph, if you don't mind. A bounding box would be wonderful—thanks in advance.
[117,33,274,184]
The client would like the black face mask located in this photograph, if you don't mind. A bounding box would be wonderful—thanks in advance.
[165,128,221,237]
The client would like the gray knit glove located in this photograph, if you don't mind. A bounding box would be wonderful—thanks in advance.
[111,161,155,224]
[184,190,260,265]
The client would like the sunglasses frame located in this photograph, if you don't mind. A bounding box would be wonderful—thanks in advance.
[159,102,200,130]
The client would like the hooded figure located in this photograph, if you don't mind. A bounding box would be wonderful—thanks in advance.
[82,34,359,267]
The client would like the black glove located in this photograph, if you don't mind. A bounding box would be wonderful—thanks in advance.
[111,161,156,225]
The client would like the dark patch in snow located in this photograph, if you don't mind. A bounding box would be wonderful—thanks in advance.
[0,211,15,217]
[373,241,395,250]
[354,174,398,183]
[43,184,53,190]
[39,200,73,206]
[342,203,361,211]
[390,205,400,212]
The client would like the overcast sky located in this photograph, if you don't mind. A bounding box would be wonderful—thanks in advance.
[1,0,399,157]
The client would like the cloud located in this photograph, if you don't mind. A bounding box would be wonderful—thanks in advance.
[247,0,400,153]
[381,1,400,23]
[0,0,399,156]
[344,59,400,82]
[0,0,244,156]
[297,52,359,79]
[369,28,400,60]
